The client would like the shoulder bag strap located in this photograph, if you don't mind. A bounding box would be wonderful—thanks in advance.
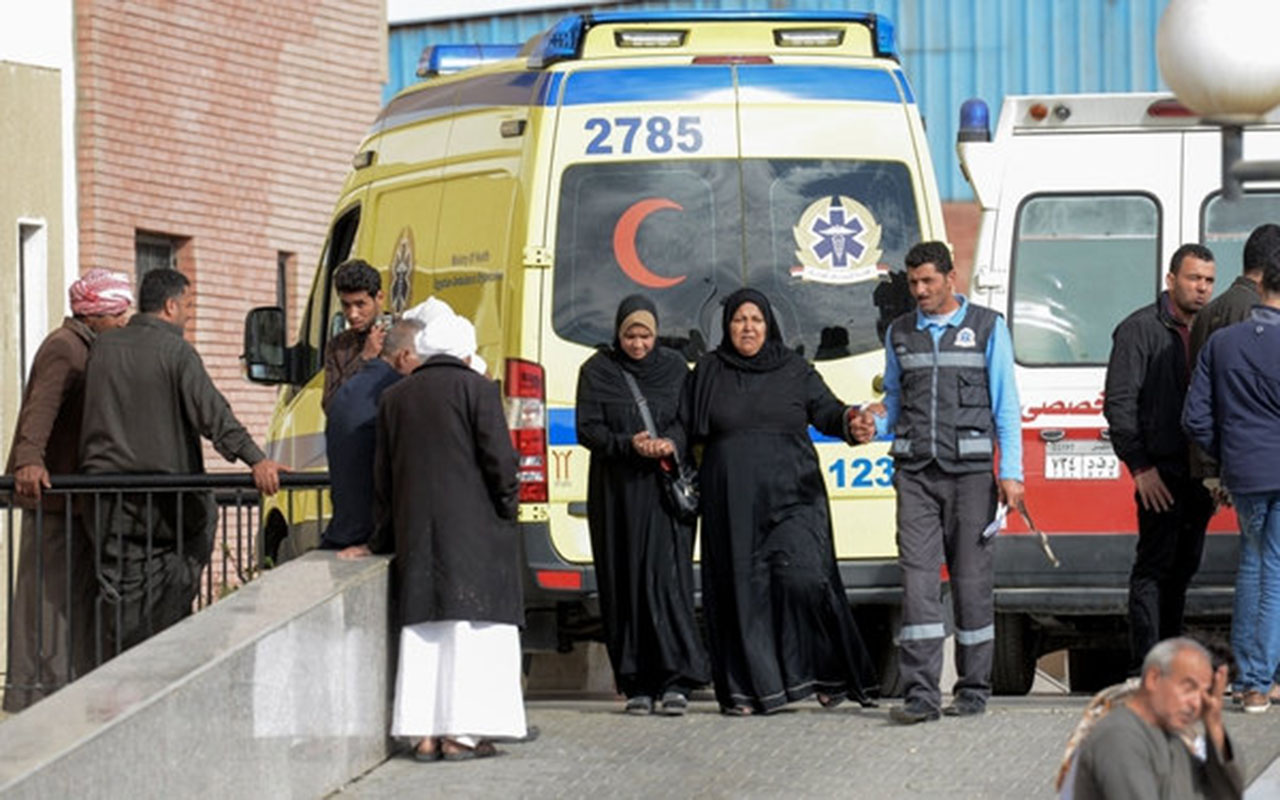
[619,365,685,469]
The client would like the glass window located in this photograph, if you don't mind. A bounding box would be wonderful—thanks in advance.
[1011,194,1160,366]
[1202,191,1280,280]
[553,161,742,358]
[743,159,920,359]
[552,159,920,360]
[299,206,360,383]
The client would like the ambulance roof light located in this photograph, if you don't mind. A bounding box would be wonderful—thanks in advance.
[417,44,522,78]
[774,28,845,47]
[526,10,898,68]
[615,29,687,48]
[958,98,990,142]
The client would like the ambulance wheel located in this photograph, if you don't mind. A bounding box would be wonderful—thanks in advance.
[991,613,1037,696]
[1067,648,1129,694]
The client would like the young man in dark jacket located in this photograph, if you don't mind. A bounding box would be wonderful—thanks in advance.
[1104,243,1216,671]
[1184,246,1280,714]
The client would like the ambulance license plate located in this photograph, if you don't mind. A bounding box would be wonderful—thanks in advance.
[1044,440,1120,480]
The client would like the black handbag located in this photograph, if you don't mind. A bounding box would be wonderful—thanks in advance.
[619,368,699,522]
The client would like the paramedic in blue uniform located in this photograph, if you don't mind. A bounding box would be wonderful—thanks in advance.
[854,241,1023,724]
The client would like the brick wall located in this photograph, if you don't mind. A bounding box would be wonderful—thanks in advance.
[76,0,384,466]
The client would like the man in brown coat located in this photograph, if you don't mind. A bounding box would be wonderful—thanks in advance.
[4,269,133,711]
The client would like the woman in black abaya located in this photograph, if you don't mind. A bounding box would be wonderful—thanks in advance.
[683,287,878,715]
[575,295,709,715]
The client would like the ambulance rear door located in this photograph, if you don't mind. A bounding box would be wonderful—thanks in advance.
[542,61,742,566]
[991,121,1183,587]
[734,60,941,565]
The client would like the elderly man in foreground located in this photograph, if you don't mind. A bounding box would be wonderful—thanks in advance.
[1073,637,1242,799]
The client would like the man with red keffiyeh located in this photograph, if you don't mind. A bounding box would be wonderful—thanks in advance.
[4,268,133,711]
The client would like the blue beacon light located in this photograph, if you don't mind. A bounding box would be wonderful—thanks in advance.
[958,98,991,142]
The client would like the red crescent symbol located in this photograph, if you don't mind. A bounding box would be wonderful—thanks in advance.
[613,198,687,289]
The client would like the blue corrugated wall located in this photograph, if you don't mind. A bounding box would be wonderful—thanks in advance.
[386,0,1171,200]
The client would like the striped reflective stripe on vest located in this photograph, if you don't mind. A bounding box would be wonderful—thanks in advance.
[898,351,988,370]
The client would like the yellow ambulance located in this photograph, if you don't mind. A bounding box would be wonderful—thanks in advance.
[243,10,946,677]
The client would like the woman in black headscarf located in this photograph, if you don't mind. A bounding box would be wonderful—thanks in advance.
[575,294,709,716]
[683,287,877,715]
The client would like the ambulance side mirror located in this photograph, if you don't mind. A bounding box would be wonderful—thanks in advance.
[243,306,289,384]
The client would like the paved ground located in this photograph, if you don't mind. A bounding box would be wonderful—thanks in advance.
[330,691,1280,799]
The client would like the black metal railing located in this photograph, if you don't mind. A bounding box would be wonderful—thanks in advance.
[0,473,329,712]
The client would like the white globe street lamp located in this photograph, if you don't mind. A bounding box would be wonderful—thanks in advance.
[1157,0,1280,200]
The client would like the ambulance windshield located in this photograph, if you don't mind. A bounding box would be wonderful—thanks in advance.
[552,158,920,360]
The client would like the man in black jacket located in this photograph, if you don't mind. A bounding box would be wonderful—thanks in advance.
[1105,243,1216,671]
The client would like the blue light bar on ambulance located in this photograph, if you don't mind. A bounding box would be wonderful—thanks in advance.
[958,98,991,142]
[526,10,898,69]
[417,44,522,78]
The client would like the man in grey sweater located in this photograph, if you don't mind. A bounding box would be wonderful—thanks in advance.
[1073,637,1242,799]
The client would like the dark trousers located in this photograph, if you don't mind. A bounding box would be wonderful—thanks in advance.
[1128,470,1215,668]
[895,465,997,711]
[2,510,96,712]
[94,493,212,658]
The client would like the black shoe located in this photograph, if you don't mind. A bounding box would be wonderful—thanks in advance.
[625,695,653,715]
[943,694,987,717]
[658,691,688,716]
[889,702,941,725]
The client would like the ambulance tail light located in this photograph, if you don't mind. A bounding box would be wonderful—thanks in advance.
[504,359,548,503]
[692,55,773,65]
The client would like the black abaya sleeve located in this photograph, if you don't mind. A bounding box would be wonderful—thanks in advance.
[804,363,856,445]
[575,363,640,459]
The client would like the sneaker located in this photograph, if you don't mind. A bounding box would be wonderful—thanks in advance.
[658,691,688,716]
[624,695,653,716]
[942,694,987,717]
[889,701,941,725]
[1242,690,1270,714]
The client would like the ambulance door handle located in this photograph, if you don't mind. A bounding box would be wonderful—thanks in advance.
[872,374,884,394]
[1039,429,1065,442]
[568,502,588,518]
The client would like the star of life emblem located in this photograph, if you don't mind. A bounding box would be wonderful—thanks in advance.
[790,196,884,285]
[389,228,414,313]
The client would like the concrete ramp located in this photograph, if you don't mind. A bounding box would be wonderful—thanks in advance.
[0,553,391,799]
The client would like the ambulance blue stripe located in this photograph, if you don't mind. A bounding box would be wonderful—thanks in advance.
[546,407,840,445]
[892,69,915,104]
[560,66,734,105]
[736,65,901,103]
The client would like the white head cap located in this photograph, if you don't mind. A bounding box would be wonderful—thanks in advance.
[416,313,487,375]
[401,296,456,328]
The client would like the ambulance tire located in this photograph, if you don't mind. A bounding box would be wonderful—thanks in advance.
[853,605,904,698]
[991,613,1037,696]
[1067,648,1129,694]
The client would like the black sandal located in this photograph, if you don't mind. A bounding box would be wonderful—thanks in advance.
[441,739,500,761]
[817,692,846,709]
[721,704,753,716]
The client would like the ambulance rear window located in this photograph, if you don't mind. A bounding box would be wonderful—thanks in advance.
[552,158,919,360]
[1011,194,1160,366]
[1202,191,1280,278]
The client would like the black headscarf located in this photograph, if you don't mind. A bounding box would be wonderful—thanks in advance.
[610,294,669,381]
[715,288,791,373]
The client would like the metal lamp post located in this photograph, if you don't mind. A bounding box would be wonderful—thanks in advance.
[1157,0,1280,200]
